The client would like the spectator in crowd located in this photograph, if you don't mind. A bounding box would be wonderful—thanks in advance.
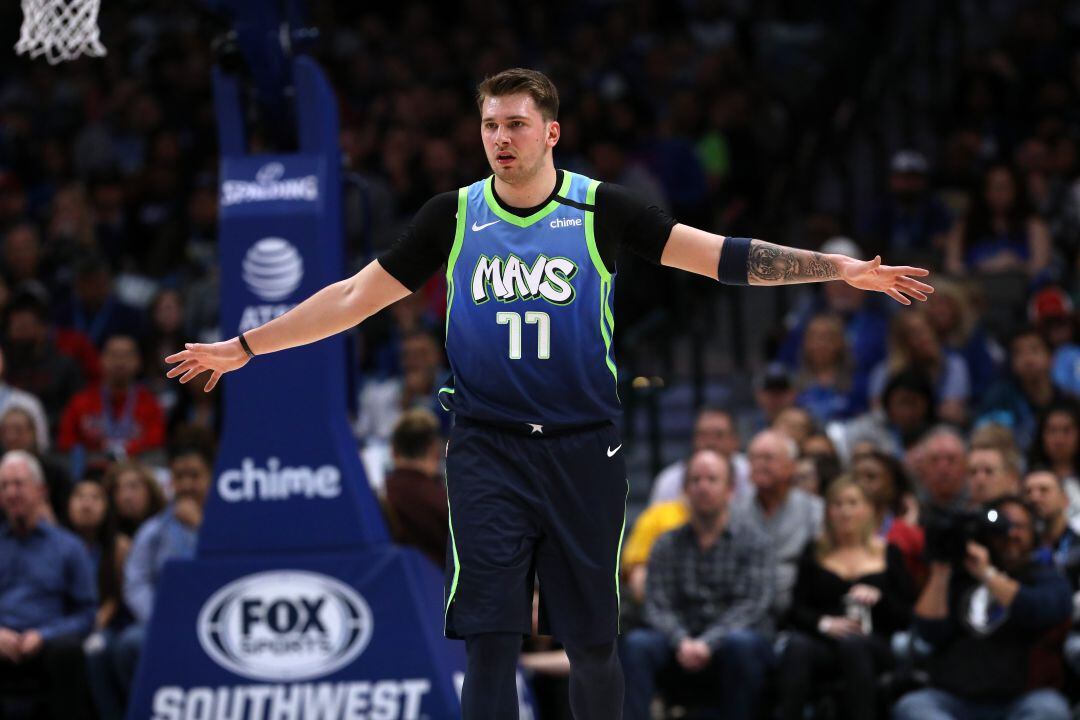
[944,163,1052,279]
[64,474,131,632]
[748,363,797,434]
[801,432,838,462]
[1023,471,1080,589]
[354,328,446,445]
[2,289,84,432]
[793,313,863,424]
[104,461,166,539]
[1024,469,1080,680]
[2,221,48,291]
[773,406,817,448]
[794,452,842,498]
[861,149,954,266]
[1029,400,1080,520]
[52,255,145,349]
[621,485,690,609]
[0,405,72,524]
[0,345,50,451]
[165,369,221,439]
[979,327,1065,452]
[650,407,749,506]
[910,426,969,511]
[58,333,166,474]
[778,239,890,389]
[141,288,187,416]
[852,450,925,585]
[87,442,212,719]
[776,478,914,720]
[1035,288,1080,398]
[620,449,774,720]
[967,444,1023,507]
[0,449,97,720]
[970,422,1023,457]
[383,408,448,567]
[894,496,1071,720]
[837,368,938,459]
[868,308,970,425]
[735,429,823,616]
[924,278,1002,393]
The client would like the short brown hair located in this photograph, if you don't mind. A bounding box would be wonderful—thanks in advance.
[391,409,442,460]
[476,68,559,121]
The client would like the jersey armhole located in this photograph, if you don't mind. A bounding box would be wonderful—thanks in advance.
[583,179,611,282]
[444,187,470,337]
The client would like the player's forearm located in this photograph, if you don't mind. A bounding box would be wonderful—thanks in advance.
[660,225,849,284]
[243,260,408,356]
[243,279,360,355]
[746,240,843,286]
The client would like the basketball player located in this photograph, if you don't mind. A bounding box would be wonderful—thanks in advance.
[165,69,932,719]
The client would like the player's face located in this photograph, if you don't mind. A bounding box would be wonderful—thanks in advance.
[480,93,559,185]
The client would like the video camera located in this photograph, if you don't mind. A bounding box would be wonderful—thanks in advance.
[924,505,1011,564]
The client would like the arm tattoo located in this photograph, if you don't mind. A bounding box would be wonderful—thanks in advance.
[747,240,840,284]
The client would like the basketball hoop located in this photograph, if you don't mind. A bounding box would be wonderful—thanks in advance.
[15,0,106,65]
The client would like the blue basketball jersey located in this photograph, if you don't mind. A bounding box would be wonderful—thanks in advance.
[439,171,620,426]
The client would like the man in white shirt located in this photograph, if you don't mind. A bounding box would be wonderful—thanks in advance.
[649,407,750,506]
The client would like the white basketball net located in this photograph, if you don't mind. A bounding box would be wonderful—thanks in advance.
[15,0,106,65]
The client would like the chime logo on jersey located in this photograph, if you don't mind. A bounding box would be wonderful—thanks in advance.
[471,254,578,305]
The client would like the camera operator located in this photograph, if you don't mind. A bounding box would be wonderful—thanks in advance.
[894,496,1072,719]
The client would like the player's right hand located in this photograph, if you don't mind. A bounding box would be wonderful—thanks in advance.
[164,337,250,392]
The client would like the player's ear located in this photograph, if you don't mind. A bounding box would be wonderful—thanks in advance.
[547,120,560,148]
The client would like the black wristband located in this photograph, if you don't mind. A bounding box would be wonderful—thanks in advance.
[238,332,256,358]
[718,236,752,285]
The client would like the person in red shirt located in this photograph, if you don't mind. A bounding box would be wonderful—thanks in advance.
[58,335,165,474]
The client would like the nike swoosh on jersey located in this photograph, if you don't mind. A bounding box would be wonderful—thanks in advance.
[607,444,622,457]
[471,220,500,232]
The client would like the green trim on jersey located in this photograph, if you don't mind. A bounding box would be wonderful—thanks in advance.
[444,187,470,337]
[444,478,461,634]
[615,476,629,630]
[482,172,573,227]
[584,178,618,386]
[583,179,610,282]
[437,386,455,412]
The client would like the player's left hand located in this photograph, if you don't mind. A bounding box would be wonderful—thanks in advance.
[838,255,933,305]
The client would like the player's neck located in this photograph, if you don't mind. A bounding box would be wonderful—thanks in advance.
[493,163,558,209]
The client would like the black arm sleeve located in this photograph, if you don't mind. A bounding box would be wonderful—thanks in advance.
[594,183,676,272]
[376,191,458,292]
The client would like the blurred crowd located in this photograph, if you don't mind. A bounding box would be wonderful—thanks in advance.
[2,0,1080,718]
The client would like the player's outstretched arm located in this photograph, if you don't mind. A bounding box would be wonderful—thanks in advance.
[660,224,932,305]
[164,259,411,391]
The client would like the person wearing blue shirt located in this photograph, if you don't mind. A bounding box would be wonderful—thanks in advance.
[0,449,96,720]
[84,442,210,720]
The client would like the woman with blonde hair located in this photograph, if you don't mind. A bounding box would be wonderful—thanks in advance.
[868,307,970,424]
[776,477,914,720]
[794,313,865,423]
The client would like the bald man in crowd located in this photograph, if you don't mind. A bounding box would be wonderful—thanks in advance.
[734,429,823,616]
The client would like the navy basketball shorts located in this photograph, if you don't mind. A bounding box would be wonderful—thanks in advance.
[443,417,629,646]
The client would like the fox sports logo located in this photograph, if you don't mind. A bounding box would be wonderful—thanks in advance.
[197,571,373,682]
[242,238,303,302]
